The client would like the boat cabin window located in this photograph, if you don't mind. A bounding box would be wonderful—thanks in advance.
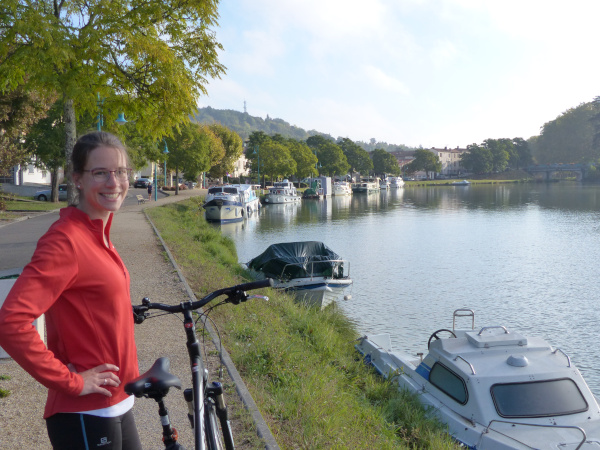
[429,363,468,405]
[491,378,588,418]
[208,187,222,194]
[224,188,238,194]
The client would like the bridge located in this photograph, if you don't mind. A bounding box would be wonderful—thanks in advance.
[524,163,591,181]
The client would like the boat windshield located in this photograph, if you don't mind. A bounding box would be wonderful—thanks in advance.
[491,378,588,418]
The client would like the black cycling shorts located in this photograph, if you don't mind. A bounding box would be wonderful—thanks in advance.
[46,410,142,450]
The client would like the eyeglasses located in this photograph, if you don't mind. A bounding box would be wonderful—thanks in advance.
[83,168,132,182]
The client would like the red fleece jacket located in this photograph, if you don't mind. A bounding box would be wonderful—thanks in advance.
[0,207,139,418]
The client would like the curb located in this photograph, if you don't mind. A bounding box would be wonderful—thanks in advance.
[144,210,280,450]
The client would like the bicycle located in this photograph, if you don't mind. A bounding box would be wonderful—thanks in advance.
[125,278,273,450]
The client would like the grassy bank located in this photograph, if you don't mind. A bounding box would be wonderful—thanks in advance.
[147,199,458,449]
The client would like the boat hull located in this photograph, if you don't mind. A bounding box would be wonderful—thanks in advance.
[263,194,301,204]
[203,199,244,223]
[276,277,352,309]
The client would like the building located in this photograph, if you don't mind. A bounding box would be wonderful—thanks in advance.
[430,147,468,177]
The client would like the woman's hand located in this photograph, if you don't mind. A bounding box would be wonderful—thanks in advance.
[68,363,121,397]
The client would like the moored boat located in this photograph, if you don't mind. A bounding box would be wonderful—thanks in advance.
[352,178,380,193]
[202,184,260,223]
[247,241,352,309]
[389,176,405,188]
[452,179,470,186]
[356,309,600,449]
[263,180,302,204]
[332,181,352,196]
[379,178,390,189]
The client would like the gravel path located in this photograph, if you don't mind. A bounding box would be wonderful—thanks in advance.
[0,190,268,449]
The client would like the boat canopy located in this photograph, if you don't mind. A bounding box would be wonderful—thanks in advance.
[248,241,345,280]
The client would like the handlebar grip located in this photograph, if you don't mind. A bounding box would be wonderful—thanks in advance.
[232,278,273,292]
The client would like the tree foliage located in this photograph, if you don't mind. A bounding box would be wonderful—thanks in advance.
[1,0,225,203]
[316,141,349,177]
[23,100,66,201]
[371,149,400,176]
[460,144,493,174]
[207,124,243,178]
[0,86,55,174]
[259,141,296,181]
[405,149,441,175]
[338,138,372,178]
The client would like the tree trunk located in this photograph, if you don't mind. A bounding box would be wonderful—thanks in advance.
[63,97,78,205]
[51,166,60,202]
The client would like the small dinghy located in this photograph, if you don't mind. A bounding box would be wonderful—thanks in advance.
[356,309,600,449]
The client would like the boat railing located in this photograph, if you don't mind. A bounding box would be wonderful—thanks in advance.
[453,355,476,375]
[452,308,475,331]
[552,348,572,367]
[279,259,351,281]
[485,420,586,450]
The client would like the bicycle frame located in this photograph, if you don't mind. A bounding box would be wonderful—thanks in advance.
[127,278,272,450]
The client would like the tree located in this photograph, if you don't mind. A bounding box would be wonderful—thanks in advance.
[371,149,400,176]
[338,138,372,179]
[23,101,66,202]
[405,149,442,176]
[0,86,55,175]
[460,144,492,174]
[1,1,225,204]
[483,139,510,172]
[164,122,215,195]
[207,124,243,179]
[317,142,349,177]
[511,138,532,169]
[286,139,318,179]
[259,141,296,182]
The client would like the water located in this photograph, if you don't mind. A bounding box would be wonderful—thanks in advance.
[216,182,600,395]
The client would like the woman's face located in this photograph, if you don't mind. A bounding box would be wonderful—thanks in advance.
[72,145,129,222]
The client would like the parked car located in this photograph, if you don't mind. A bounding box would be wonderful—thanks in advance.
[35,184,68,201]
[133,178,151,188]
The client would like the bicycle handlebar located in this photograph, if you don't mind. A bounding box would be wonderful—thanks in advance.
[132,278,273,322]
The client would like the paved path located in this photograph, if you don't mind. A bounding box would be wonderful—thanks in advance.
[0,189,277,449]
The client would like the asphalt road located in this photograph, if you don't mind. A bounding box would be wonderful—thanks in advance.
[0,188,167,273]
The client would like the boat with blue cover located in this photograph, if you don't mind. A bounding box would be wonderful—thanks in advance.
[247,241,352,309]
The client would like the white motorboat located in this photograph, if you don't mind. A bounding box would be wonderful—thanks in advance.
[202,184,260,223]
[389,176,405,188]
[247,241,352,309]
[380,178,390,189]
[333,181,352,196]
[356,309,600,449]
[352,178,380,193]
[262,180,301,204]
[452,179,470,186]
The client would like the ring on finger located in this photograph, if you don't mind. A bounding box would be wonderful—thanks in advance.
[103,378,107,386]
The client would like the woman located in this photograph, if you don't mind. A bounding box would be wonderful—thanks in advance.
[0,131,142,449]
[147,180,153,200]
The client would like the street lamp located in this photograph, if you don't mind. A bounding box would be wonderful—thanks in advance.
[254,145,260,187]
[96,93,104,131]
[163,139,169,186]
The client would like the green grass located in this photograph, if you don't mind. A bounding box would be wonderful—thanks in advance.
[147,199,459,449]
[0,375,10,398]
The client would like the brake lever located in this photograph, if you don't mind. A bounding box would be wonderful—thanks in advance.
[247,295,269,302]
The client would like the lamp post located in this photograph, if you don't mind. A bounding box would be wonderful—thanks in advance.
[254,145,260,187]
[163,139,169,186]
[96,93,104,131]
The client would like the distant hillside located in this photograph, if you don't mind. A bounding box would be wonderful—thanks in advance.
[193,107,416,152]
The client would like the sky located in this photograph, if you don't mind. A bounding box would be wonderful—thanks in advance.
[198,0,600,149]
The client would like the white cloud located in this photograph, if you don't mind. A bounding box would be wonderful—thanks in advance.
[363,66,410,96]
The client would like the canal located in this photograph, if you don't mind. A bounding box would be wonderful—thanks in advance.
[216,182,600,395]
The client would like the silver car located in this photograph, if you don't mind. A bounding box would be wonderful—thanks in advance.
[35,184,67,201]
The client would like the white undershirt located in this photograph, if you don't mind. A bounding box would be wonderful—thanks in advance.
[76,395,134,417]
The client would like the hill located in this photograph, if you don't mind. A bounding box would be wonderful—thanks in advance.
[193,107,416,152]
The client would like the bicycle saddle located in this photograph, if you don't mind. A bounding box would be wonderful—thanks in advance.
[124,357,182,399]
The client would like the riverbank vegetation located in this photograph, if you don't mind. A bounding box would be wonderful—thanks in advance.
[147,199,458,449]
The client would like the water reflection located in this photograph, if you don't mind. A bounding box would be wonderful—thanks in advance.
[227,183,600,395]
